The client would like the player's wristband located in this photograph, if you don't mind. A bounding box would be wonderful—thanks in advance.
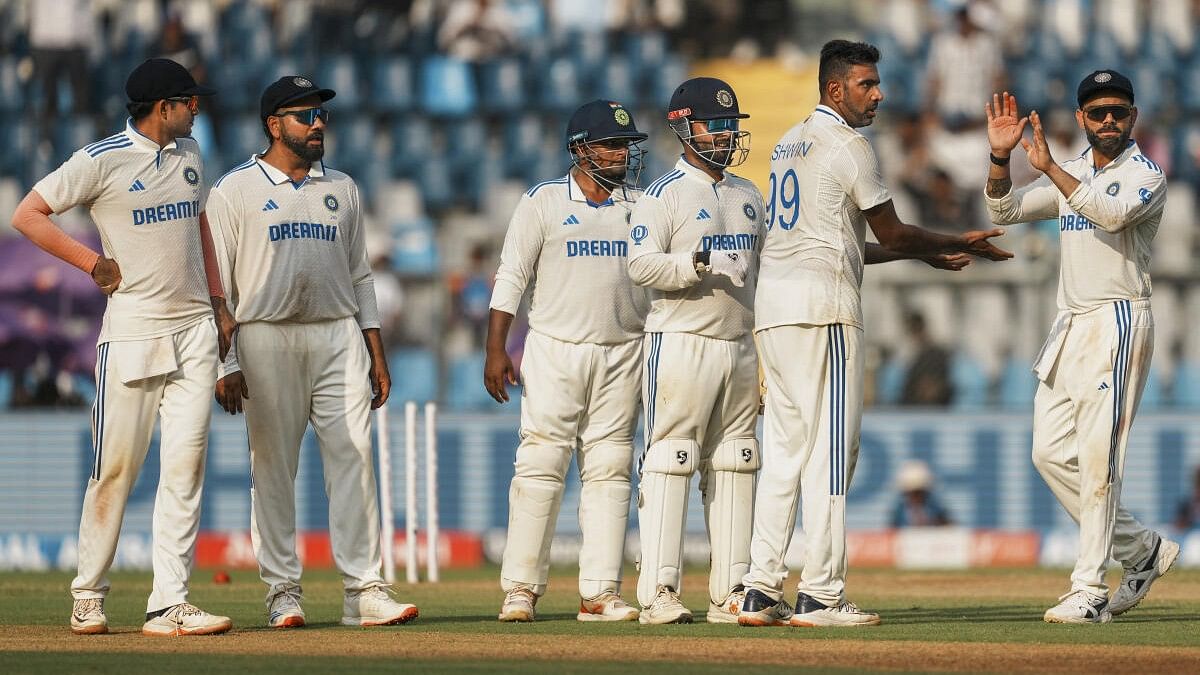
[989,152,1011,166]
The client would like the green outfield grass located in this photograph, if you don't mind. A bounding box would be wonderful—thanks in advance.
[1,566,1198,673]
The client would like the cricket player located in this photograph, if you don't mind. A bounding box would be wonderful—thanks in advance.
[485,99,648,623]
[738,40,1012,628]
[627,77,764,625]
[984,72,1177,624]
[11,58,233,636]
[205,76,417,628]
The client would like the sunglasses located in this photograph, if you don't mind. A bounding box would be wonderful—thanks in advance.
[274,107,330,126]
[704,118,740,133]
[165,96,198,111]
[1083,105,1132,122]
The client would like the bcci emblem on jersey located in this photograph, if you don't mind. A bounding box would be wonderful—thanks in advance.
[183,166,199,185]
[1106,181,1121,196]
[743,202,757,221]
[630,224,648,245]
[324,194,339,212]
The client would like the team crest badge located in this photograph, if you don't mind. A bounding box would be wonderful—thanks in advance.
[614,108,631,126]
[1106,181,1121,196]
[324,194,339,212]
[631,224,648,245]
[716,89,734,108]
[1094,72,1113,84]
[293,76,313,88]
[182,166,199,185]
[743,203,756,221]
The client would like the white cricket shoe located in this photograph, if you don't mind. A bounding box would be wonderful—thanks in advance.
[498,587,537,622]
[142,603,233,636]
[577,591,639,622]
[789,592,881,627]
[638,585,693,625]
[70,598,108,635]
[738,588,794,627]
[342,585,419,626]
[1110,535,1180,616]
[706,585,746,624]
[267,584,306,628]
[1043,590,1112,624]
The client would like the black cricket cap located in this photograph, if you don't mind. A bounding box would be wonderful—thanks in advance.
[1077,69,1135,107]
[667,77,749,122]
[260,76,336,120]
[566,99,648,146]
[125,58,216,102]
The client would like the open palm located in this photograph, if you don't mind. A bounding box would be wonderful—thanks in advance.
[986,92,1028,153]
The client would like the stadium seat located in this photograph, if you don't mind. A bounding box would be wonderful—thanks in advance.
[538,57,581,114]
[502,113,546,179]
[387,348,438,404]
[417,156,455,212]
[389,115,433,178]
[419,56,478,117]
[0,57,24,113]
[327,114,377,170]
[445,118,487,173]
[316,55,362,109]
[951,353,990,411]
[598,56,638,109]
[1175,362,1200,409]
[371,57,415,113]
[997,358,1037,410]
[1139,367,1165,411]
[0,370,12,409]
[390,217,439,277]
[875,357,906,407]
[53,117,96,164]
[446,351,492,410]
[647,56,689,109]
[478,58,525,114]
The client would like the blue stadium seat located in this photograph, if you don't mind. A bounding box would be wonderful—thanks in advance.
[0,370,12,409]
[566,29,608,84]
[445,118,487,171]
[72,373,96,406]
[389,217,439,277]
[1139,367,1165,411]
[389,115,432,178]
[478,58,525,114]
[951,354,989,411]
[220,115,269,168]
[624,31,667,73]
[387,348,438,404]
[213,61,259,112]
[502,113,545,179]
[328,114,376,170]
[875,358,906,406]
[53,117,96,163]
[647,56,689,109]
[371,56,414,112]
[417,156,455,211]
[316,55,362,109]
[0,57,24,113]
[998,359,1037,410]
[420,56,478,117]
[446,351,492,410]
[1175,362,1200,409]
[598,56,638,109]
[539,57,581,114]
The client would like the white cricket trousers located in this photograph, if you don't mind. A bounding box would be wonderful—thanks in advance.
[1033,299,1157,596]
[744,323,863,606]
[239,317,385,592]
[636,331,759,608]
[72,317,217,613]
[500,330,641,598]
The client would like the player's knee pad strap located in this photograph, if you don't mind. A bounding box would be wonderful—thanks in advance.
[711,437,760,473]
[636,439,698,606]
[707,438,758,603]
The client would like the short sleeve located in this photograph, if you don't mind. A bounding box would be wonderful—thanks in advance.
[830,136,891,212]
[32,151,103,214]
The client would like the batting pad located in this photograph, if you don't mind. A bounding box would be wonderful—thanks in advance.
[706,437,759,604]
[500,444,571,595]
[636,438,698,607]
[577,442,634,599]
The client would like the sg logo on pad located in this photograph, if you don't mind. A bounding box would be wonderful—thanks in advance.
[676,450,689,464]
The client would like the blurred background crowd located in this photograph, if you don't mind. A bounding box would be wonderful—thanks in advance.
[1,0,1198,416]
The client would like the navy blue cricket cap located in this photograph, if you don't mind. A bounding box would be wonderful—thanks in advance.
[125,58,216,102]
[566,99,648,146]
[260,76,336,120]
[1077,69,1135,107]
[667,77,749,122]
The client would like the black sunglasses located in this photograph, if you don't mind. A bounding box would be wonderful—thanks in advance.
[274,107,330,126]
[1083,105,1132,122]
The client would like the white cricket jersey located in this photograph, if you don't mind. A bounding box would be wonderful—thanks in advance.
[627,157,766,340]
[33,119,211,342]
[205,154,380,329]
[985,140,1166,313]
[755,105,891,332]
[489,172,647,344]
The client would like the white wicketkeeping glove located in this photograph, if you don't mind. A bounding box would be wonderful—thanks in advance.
[708,251,749,287]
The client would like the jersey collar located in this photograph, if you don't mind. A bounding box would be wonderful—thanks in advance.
[566,171,627,207]
[253,153,327,188]
[125,118,178,151]
[813,104,848,126]
[675,155,725,185]
[1082,139,1138,175]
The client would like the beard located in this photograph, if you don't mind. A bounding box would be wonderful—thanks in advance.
[1085,125,1129,157]
[282,127,325,162]
[593,163,627,186]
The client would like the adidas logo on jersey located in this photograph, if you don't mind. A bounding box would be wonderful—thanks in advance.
[1098,382,1110,391]
[696,209,711,220]
[128,180,146,192]
[263,199,280,212]
[562,214,580,225]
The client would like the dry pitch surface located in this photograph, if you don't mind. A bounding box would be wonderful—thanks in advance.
[2,567,1199,673]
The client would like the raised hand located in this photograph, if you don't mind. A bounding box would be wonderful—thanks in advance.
[1020,110,1055,172]
[986,92,1028,155]
[960,228,1014,261]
